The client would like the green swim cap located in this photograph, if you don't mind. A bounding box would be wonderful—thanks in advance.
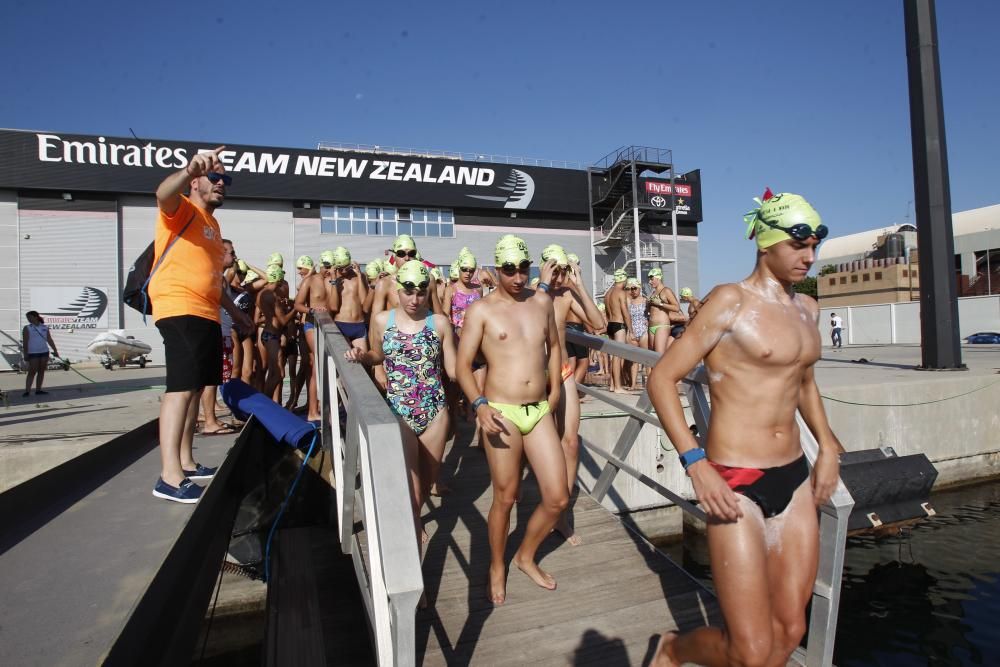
[530,277,540,287]
[296,255,314,270]
[744,191,824,249]
[396,260,429,288]
[266,265,285,283]
[430,266,443,282]
[648,267,663,279]
[236,259,249,274]
[332,246,351,268]
[382,261,396,275]
[613,269,627,283]
[457,247,477,270]
[449,261,460,280]
[495,235,530,266]
[268,252,284,267]
[567,252,580,265]
[392,234,416,252]
[625,278,640,290]
[541,244,569,267]
[242,269,259,285]
[365,259,382,280]
[679,287,694,298]
[319,250,335,267]
[598,302,606,312]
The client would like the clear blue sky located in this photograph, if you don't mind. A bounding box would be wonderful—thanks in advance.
[2,1,997,291]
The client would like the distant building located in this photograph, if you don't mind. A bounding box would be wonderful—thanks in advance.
[817,204,1000,306]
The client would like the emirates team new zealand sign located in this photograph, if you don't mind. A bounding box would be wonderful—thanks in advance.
[0,129,587,215]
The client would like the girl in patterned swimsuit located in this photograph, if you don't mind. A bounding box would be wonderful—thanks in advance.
[625,278,650,390]
[345,261,457,548]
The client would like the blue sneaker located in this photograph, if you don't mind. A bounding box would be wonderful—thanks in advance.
[182,463,217,481]
[152,477,203,504]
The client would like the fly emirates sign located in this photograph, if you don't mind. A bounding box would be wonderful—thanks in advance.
[35,133,496,186]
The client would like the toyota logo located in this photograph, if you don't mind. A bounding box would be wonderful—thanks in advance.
[650,195,667,208]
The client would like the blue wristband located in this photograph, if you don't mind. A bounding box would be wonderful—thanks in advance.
[678,447,707,471]
[472,396,488,410]
[537,282,550,293]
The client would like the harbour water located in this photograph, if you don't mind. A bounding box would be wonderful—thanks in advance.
[661,480,1000,666]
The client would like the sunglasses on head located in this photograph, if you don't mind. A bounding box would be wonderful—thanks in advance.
[499,260,531,276]
[759,217,828,242]
[206,172,232,186]
[399,280,430,292]
[395,249,418,258]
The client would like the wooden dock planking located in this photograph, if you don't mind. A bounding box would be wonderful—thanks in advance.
[402,428,723,666]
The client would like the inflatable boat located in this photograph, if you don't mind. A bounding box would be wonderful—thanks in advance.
[87,330,152,369]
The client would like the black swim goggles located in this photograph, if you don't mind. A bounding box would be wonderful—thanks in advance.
[206,172,233,186]
[399,280,430,292]
[499,260,531,276]
[758,216,828,242]
[395,249,418,258]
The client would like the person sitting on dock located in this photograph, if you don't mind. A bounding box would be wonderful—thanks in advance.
[456,235,568,605]
[647,191,844,667]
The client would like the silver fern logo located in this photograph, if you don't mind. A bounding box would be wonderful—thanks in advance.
[466,168,535,209]
[36,286,109,329]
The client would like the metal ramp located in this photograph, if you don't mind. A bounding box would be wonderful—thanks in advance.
[412,423,723,665]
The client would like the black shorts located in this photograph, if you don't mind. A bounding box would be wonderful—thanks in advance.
[606,321,626,338]
[565,322,589,359]
[156,315,223,392]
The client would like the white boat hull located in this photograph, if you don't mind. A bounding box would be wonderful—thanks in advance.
[87,331,152,359]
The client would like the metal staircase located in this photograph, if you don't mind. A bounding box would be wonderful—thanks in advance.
[589,146,677,287]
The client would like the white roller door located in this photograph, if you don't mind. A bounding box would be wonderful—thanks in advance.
[18,198,118,362]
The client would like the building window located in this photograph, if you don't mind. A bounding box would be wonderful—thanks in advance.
[903,270,909,277]
[840,276,847,284]
[874,271,882,280]
[851,275,859,283]
[320,204,454,237]
[862,273,871,282]
[912,269,918,278]
[829,278,836,286]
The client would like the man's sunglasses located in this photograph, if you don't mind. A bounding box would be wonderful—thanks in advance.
[460,267,475,273]
[206,172,233,186]
[759,217,828,242]
[395,250,418,259]
[499,261,532,276]
[399,280,430,292]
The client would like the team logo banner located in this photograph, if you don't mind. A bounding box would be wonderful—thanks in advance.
[30,286,109,330]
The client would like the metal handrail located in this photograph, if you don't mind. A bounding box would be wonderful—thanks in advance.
[314,311,423,666]
[316,141,583,170]
[567,329,853,667]
[592,145,673,171]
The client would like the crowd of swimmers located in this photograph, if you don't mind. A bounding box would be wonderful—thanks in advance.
[208,190,844,667]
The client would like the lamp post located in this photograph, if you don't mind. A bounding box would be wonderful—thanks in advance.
[904,0,964,369]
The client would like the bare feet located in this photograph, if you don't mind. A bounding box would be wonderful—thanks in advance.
[488,563,507,605]
[611,388,628,395]
[651,632,679,667]
[553,515,582,546]
[513,553,556,590]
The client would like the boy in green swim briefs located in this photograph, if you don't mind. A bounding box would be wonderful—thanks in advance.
[456,235,569,606]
